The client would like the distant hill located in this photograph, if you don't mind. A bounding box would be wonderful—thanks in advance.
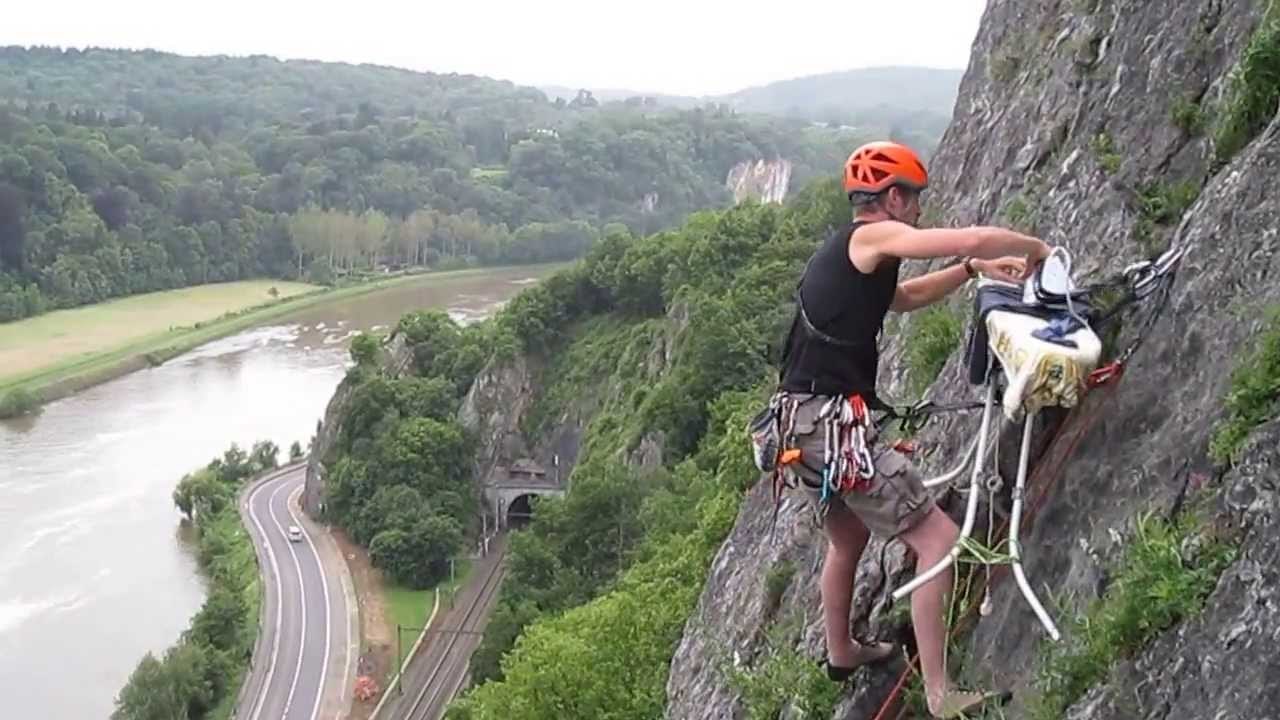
[544,66,962,118]
[541,66,963,156]
[0,46,866,321]
[720,66,963,121]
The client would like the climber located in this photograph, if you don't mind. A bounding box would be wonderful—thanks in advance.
[772,141,1051,718]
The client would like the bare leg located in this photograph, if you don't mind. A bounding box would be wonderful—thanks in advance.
[899,505,1004,717]
[898,506,961,710]
[821,501,891,667]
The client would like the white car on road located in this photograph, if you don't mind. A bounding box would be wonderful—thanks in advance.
[287,525,303,543]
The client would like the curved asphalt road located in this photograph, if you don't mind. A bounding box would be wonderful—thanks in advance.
[238,464,356,720]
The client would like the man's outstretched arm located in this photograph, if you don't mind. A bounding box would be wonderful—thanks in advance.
[857,222,1051,265]
[890,257,1027,312]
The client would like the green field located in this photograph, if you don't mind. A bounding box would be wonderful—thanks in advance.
[0,280,318,383]
[387,558,471,671]
[0,267,554,415]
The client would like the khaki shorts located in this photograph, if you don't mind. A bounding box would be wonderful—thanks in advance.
[781,393,934,538]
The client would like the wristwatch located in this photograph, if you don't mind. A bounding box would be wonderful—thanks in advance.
[962,257,977,279]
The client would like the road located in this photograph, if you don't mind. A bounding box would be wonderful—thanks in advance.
[383,536,508,720]
[237,464,358,720]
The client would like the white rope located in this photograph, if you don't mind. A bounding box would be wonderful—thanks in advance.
[1049,246,1094,334]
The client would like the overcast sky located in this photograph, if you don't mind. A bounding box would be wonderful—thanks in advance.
[4,0,989,96]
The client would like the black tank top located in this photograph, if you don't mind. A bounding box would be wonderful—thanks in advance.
[778,220,901,406]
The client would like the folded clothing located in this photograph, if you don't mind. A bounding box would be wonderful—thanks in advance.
[985,309,1101,419]
[965,282,1097,384]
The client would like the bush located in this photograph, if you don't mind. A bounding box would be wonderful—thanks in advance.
[1214,3,1280,164]
[1209,307,1280,464]
[0,386,40,418]
[904,304,964,397]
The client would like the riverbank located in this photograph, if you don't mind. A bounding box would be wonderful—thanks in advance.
[0,264,562,418]
[114,449,268,719]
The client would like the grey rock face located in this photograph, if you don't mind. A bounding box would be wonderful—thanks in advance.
[665,1,1280,718]
[1064,422,1280,720]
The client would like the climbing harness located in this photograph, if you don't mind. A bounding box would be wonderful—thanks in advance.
[751,390,890,536]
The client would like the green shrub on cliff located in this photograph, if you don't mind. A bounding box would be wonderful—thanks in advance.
[447,182,851,718]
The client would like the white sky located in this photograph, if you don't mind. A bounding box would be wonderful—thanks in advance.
[3,0,989,96]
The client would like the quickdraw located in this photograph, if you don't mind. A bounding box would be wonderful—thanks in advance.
[753,391,884,538]
[819,393,877,503]
[878,398,988,436]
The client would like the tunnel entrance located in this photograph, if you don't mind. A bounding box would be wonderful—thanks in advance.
[507,494,537,529]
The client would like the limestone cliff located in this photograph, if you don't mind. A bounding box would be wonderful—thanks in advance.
[728,159,793,204]
[666,1,1280,718]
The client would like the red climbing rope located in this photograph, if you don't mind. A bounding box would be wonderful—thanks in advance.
[869,372,1124,720]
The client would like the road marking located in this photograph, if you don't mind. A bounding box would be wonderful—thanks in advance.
[245,474,286,720]
[285,485,333,720]
[265,475,308,719]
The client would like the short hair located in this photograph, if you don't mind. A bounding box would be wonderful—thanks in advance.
[849,184,918,210]
[849,190,884,209]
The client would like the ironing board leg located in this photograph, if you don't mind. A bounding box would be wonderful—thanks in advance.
[892,382,997,601]
[1011,412,1062,640]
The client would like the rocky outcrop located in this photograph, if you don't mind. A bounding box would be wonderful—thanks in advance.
[302,332,413,516]
[728,159,793,204]
[1065,420,1280,720]
[458,354,535,483]
[667,1,1280,718]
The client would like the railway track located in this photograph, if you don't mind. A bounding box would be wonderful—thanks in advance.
[400,541,507,720]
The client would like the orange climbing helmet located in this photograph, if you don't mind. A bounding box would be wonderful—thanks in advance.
[842,141,930,197]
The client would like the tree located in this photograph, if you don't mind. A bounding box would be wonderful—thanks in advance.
[350,332,382,368]
[0,182,25,272]
[111,643,215,720]
[112,653,184,720]
[289,441,304,461]
[353,483,427,546]
[250,440,279,471]
[397,310,463,377]
[368,417,470,494]
[189,585,247,651]
[172,469,231,520]
[369,512,463,588]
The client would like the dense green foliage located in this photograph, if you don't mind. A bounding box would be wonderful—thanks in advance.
[904,304,965,397]
[319,322,495,588]
[1209,307,1280,464]
[0,385,37,416]
[1214,0,1280,165]
[723,615,842,720]
[114,442,279,720]
[1028,508,1237,720]
[437,181,852,718]
[0,46,865,320]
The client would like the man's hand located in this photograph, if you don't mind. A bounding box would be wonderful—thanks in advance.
[973,256,1027,284]
[1025,240,1052,276]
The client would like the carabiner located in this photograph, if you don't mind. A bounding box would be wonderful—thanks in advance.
[854,424,875,479]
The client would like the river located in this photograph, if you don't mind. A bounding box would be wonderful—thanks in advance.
[0,265,557,720]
